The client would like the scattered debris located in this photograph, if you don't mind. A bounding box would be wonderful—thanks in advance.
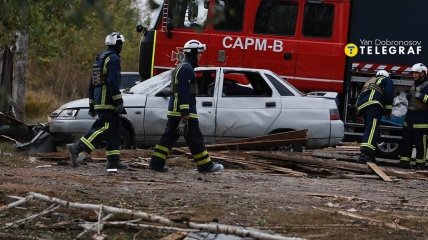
[30,138,426,181]
[0,113,57,153]
[1,192,302,240]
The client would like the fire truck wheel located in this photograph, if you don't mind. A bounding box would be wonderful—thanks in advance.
[376,141,400,159]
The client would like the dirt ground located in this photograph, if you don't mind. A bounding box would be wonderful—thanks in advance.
[0,147,428,240]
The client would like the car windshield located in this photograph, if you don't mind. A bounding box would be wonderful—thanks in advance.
[129,70,172,94]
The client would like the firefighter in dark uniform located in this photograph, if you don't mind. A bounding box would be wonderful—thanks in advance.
[67,32,128,172]
[149,39,224,173]
[356,70,394,163]
[399,63,428,170]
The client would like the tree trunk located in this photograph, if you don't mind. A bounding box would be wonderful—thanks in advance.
[12,31,29,121]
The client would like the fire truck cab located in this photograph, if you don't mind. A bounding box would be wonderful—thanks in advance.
[139,0,348,93]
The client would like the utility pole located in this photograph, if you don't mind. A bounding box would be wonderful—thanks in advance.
[12,31,29,121]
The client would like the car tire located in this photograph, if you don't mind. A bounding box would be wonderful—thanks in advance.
[376,141,400,159]
[121,126,133,149]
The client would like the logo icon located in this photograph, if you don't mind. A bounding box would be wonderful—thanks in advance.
[344,43,358,57]
[170,47,185,65]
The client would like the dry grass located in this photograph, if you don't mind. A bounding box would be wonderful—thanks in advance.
[0,143,30,167]
[25,89,61,122]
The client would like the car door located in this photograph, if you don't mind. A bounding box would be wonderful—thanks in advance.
[214,69,282,140]
[143,69,217,144]
[194,69,218,142]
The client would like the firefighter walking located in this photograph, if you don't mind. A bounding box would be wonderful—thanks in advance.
[149,40,224,173]
[399,63,428,170]
[356,70,394,163]
[67,32,128,172]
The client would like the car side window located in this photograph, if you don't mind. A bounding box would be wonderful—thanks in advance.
[222,71,272,97]
[196,70,217,97]
[254,0,298,36]
[265,74,294,96]
[302,3,334,38]
[213,0,245,31]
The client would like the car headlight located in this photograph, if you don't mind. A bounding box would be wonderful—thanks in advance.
[57,109,79,118]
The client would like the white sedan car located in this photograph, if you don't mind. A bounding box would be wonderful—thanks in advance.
[49,67,344,149]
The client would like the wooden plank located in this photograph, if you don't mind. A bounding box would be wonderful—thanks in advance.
[253,152,373,174]
[216,130,307,144]
[209,152,307,176]
[205,138,308,151]
[367,162,393,182]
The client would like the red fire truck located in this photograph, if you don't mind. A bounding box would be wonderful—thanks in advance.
[137,0,428,157]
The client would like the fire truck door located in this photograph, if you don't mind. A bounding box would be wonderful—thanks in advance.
[205,0,245,67]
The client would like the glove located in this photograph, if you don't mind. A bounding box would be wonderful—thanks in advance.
[175,117,188,136]
[115,104,127,114]
[88,104,96,117]
[415,92,422,98]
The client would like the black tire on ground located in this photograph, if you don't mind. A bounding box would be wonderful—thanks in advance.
[376,141,400,159]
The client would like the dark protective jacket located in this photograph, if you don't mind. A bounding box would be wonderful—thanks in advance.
[408,78,428,111]
[404,77,428,129]
[167,56,198,119]
[356,76,394,112]
[88,47,123,111]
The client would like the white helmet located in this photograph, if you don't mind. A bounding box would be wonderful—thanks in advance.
[183,39,206,53]
[422,65,428,74]
[411,63,427,74]
[376,70,390,78]
[105,32,125,46]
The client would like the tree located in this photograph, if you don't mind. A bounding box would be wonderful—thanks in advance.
[0,0,141,120]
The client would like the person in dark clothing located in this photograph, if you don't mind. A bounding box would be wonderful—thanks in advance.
[356,70,394,163]
[67,32,128,173]
[149,39,224,173]
[399,63,428,170]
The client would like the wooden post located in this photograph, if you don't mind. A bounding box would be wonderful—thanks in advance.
[12,31,29,121]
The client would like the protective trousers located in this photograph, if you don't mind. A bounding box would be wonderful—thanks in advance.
[77,110,121,163]
[399,112,428,165]
[360,105,383,158]
[150,117,214,171]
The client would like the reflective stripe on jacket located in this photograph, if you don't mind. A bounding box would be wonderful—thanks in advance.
[356,76,394,112]
[167,60,198,119]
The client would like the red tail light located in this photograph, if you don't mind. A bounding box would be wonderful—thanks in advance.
[330,109,340,120]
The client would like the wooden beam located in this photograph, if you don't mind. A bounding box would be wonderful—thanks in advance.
[253,152,372,173]
[367,162,393,182]
[205,138,307,151]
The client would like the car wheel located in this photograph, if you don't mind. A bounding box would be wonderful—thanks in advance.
[376,141,400,158]
[121,126,133,149]
[271,143,303,153]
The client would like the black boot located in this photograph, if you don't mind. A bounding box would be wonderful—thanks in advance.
[399,160,411,169]
[67,143,82,167]
[106,160,128,172]
[415,162,426,170]
[149,158,169,172]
